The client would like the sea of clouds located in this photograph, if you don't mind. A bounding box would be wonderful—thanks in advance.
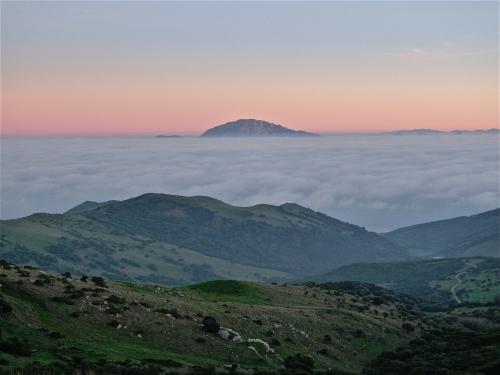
[1,134,498,232]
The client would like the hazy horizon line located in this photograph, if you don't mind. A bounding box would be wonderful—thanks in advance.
[2,129,499,139]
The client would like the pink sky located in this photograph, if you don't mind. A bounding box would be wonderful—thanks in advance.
[2,1,498,136]
[3,67,497,136]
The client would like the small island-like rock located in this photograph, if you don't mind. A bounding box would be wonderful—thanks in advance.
[201,119,318,137]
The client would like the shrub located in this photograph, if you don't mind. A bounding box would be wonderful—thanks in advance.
[354,329,365,338]
[51,296,74,305]
[372,297,385,306]
[0,299,13,315]
[91,276,107,288]
[48,331,64,339]
[283,354,314,372]
[202,316,220,333]
[402,323,415,333]
[107,295,126,304]
[0,337,32,357]
[318,348,329,356]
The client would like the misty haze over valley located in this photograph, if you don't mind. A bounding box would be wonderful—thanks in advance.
[2,134,498,232]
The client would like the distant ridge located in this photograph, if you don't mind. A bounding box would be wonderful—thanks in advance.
[201,119,318,137]
[388,128,499,135]
[384,208,500,258]
[155,135,181,138]
[389,129,444,135]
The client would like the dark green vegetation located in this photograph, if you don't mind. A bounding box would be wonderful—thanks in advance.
[0,193,406,285]
[364,329,500,375]
[384,208,499,257]
[0,260,428,374]
[305,257,500,310]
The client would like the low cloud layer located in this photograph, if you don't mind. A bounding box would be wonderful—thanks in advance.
[1,135,498,232]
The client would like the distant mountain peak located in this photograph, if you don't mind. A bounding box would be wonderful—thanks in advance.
[201,119,318,137]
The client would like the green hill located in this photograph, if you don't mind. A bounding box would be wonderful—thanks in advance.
[384,208,500,257]
[0,260,425,373]
[304,257,500,309]
[0,193,407,285]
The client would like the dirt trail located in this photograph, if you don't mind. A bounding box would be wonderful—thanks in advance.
[450,272,466,304]
[450,261,477,304]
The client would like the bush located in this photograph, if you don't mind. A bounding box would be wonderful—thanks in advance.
[264,330,274,337]
[0,298,13,315]
[283,354,314,372]
[372,297,385,306]
[0,337,32,357]
[354,329,365,338]
[51,296,74,305]
[107,295,126,304]
[202,316,220,333]
[91,276,107,288]
[48,331,64,339]
[318,348,329,356]
[402,323,415,333]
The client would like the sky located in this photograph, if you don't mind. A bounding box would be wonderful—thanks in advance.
[1,135,498,232]
[1,1,498,136]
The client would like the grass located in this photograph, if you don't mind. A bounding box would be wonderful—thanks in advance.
[0,261,431,373]
[187,280,267,304]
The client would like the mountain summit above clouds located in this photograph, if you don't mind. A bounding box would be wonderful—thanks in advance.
[201,119,318,137]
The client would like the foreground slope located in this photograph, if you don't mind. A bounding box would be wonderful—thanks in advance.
[384,208,500,257]
[0,260,425,373]
[0,193,406,284]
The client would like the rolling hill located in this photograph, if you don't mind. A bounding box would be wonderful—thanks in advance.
[384,208,500,258]
[0,194,407,285]
[304,257,500,309]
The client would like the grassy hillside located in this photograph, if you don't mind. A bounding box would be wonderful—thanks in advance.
[305,257,500,309]
[0,193,407,285]
[384,208,499,257]
[0,260,426,374]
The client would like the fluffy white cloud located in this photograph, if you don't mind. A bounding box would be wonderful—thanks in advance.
[1,134,498,232]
